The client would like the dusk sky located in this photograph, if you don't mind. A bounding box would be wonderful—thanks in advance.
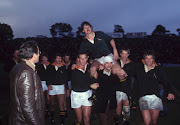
[1,0,180,38]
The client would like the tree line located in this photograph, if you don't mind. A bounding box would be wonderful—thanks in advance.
[1,22,180,41]
[0,22,180,65]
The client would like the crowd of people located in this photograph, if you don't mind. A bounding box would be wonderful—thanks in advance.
[1,29,180,65]
[6,21,176,125]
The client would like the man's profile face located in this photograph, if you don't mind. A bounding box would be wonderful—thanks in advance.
[83,24,92,34]
[64,56,70,63]
[144,55,154,67]
[34,48,40,63]
[78,54,88,66]
[13,50,19,58]
[120,50,129,61]
[55,56,62,64]
[104,62,113,72]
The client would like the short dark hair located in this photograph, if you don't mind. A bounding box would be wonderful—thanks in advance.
[41,53,48,59]
[119,47,130,54]
[54,53,62,59]
[64,53,70,57]
[81,21,92,32]
[77,52,89,58]
[18,41,38,60]
[143,50,155,59]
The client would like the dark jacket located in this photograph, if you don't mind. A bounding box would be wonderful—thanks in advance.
[46,64,68,88]
[95,70,119,113]
[63,61,73,81]
[124,62,173,98]
[8,60,45,125]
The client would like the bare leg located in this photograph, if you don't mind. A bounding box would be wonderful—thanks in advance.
[57,94,66,111]
[45,90,50,104]
[82,106,91,125]
[150,109,160,125]
[49,95,55,122]
[74,107,83,124]
[44,90,50,109]
[116,101,123,116]
[44,90,50,117]
[141,110,151,125]
[57,94,66,124]
[123,100,130,106]
[50,95,55,111]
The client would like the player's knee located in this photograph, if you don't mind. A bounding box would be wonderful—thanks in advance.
[151,117,158,125]
[123,106,130,118]
[77,117,82,123]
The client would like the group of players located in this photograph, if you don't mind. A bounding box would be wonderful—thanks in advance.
[10,21,175,125]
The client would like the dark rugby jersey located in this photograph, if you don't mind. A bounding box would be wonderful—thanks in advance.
[79,31,112,59]
[124,62,173,98]
[71,64,95,92]
[36,62,50,81]
[46,64,68,88]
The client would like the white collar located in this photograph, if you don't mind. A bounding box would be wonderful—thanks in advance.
[77,64,88,73]
[87,33,95,44]
[120,59,129,68]
[144,64,155,73]
[103,69,111,76]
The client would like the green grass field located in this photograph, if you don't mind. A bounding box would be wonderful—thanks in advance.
[0,63,180,125]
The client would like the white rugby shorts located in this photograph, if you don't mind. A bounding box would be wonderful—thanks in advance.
[116,91,128,104]
[71,90,92,108]
[41,81,48,92]
[139,94,163,111]
[49,84,65,95]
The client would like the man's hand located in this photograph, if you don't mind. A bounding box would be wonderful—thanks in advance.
[48,85,52,90]
[112,66,127,80]
[112,65,127,77]
[90,83,99,90]
[167,93,175,100]
[119,69,128,77]
[98,64,104,70]
[66,89,71,97]
[71,64,77,70]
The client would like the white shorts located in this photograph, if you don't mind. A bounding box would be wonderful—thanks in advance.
[71,90,92,108]
[68,81,72,89]
[41,81,48,92]
[49,85,65,95]
[116,91,128,104]
[95,53,114,64]
[139,94,163,111]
